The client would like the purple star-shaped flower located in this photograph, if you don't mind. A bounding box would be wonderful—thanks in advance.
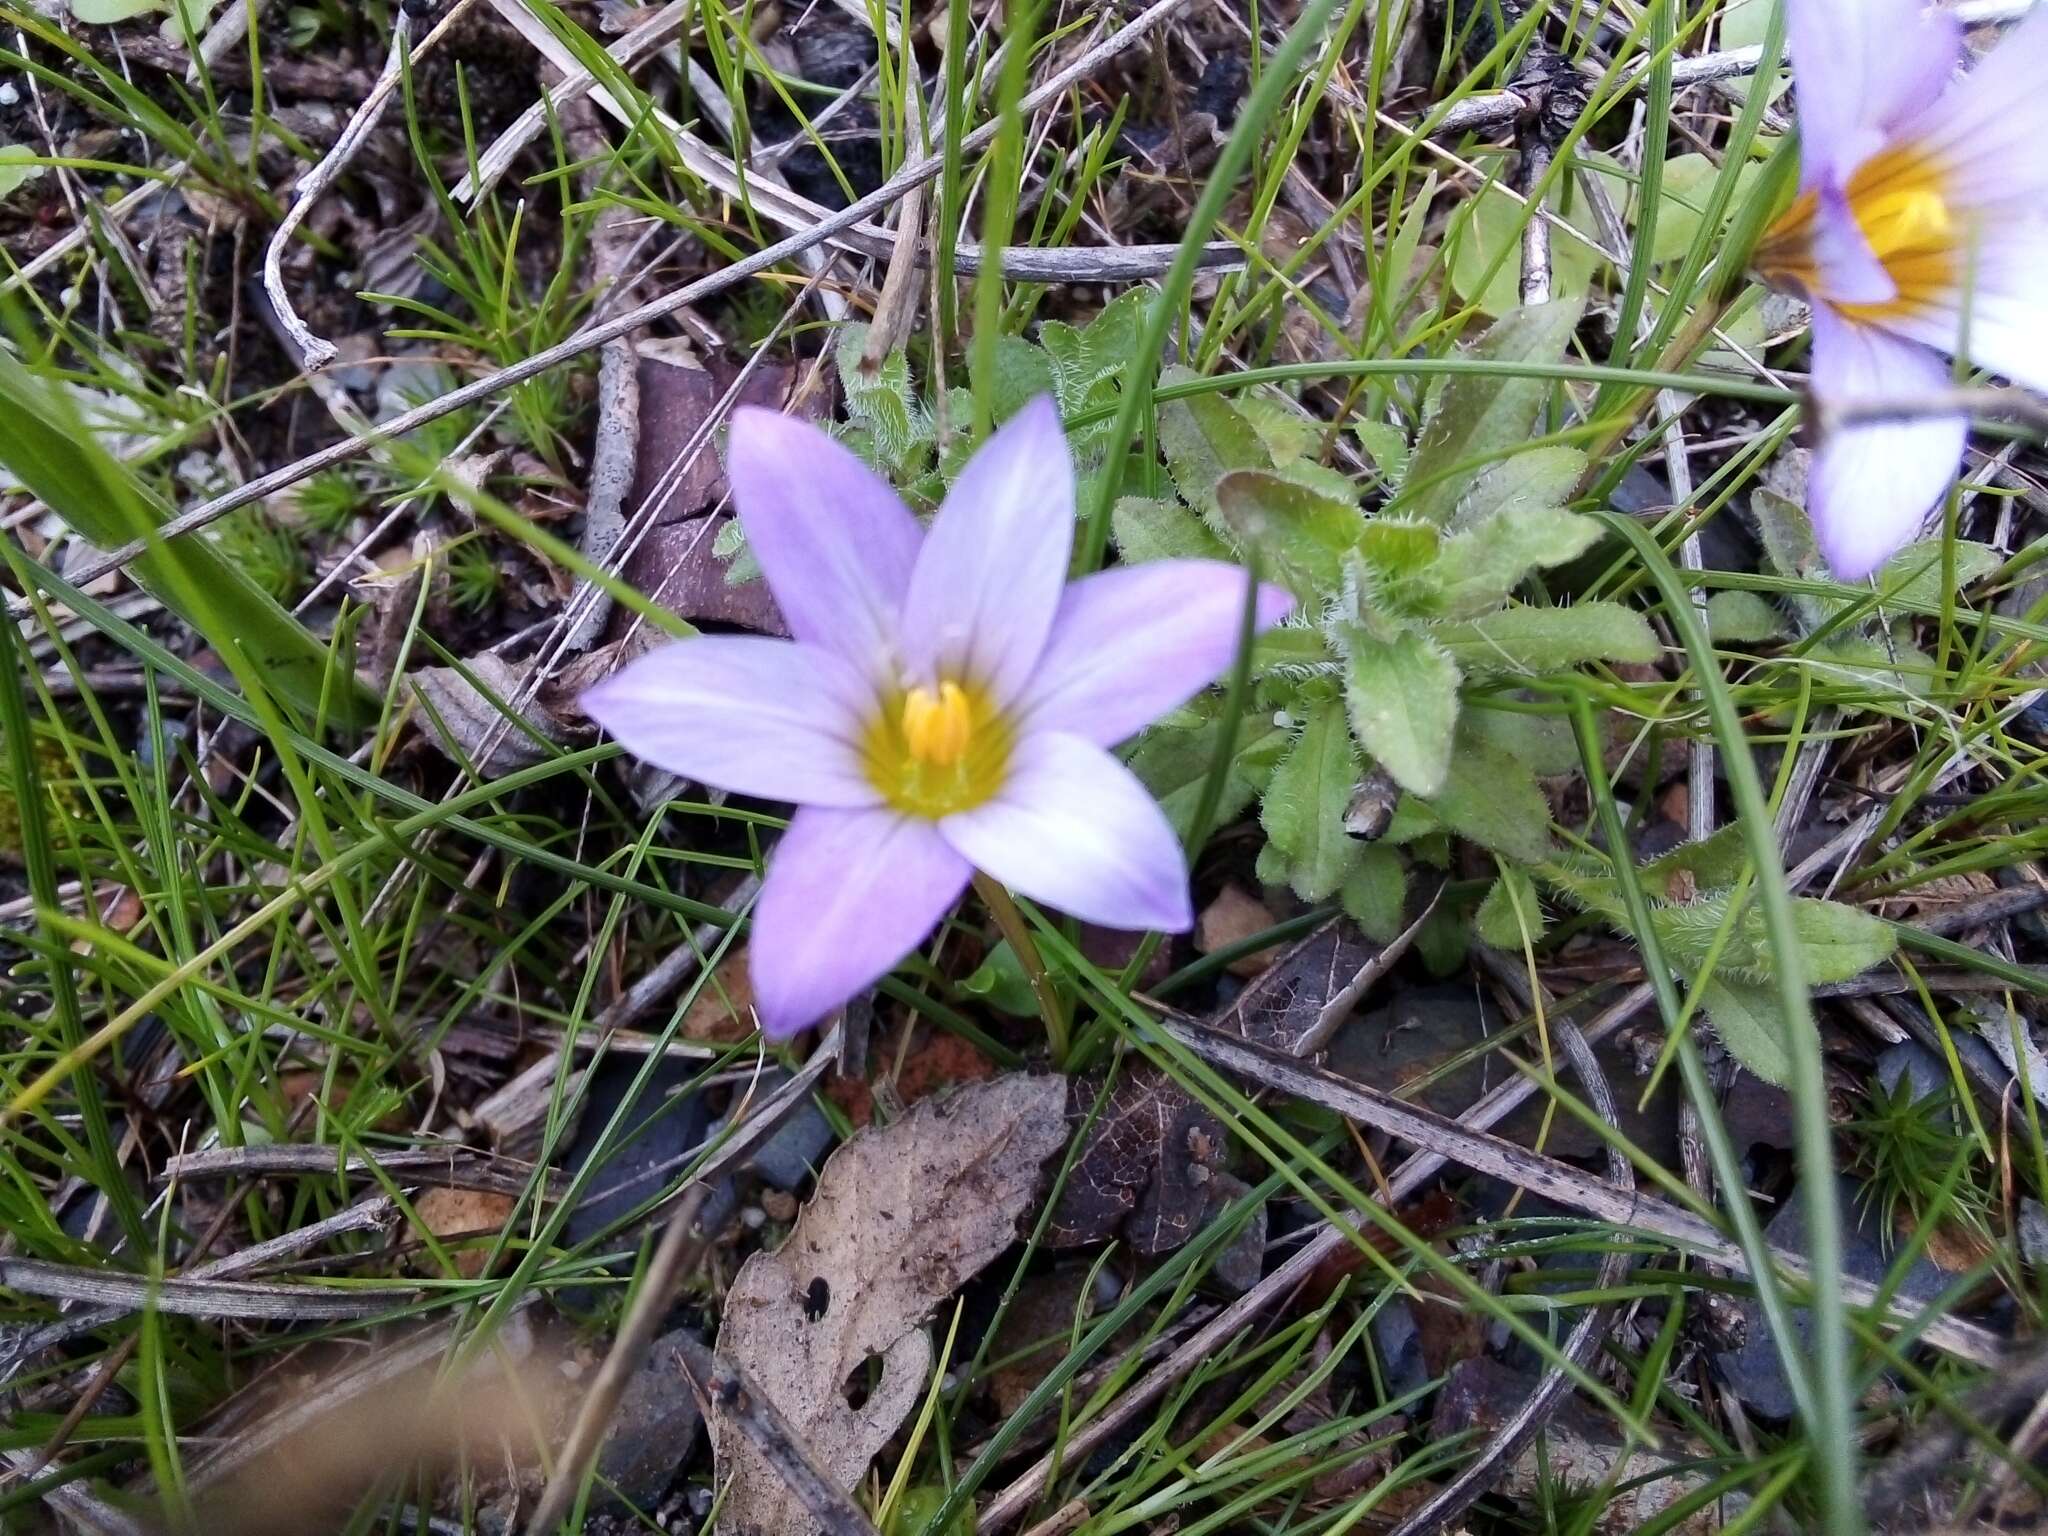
[1757,0,2048,578]
[583,397,1291,1036]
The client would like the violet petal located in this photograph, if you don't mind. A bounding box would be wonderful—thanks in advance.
[1897,2,2047,203]
[749,806,972,1037]
[1789,0,1960,188]
[581,636,879,807]
[726,407,923,681]
[1806,306,1965,581]
[1019,561,1293,746]
[898,396,1074,703]
[941,731,1192,933]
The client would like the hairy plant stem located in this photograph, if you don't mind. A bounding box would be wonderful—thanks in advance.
[973,872,1070,1066]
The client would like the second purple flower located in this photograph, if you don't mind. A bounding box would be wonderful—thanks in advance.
[583,396,1291,1038]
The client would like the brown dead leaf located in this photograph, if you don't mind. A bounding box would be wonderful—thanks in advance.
[411,1187,517,1278]
[1875,868,2000,927]
[984,1266,1111,1420]
[681,949,757,1043]
[411,654,576,778]
[1049,1065,1229,1254]
[828,1029,999,1129]
[617,358,812,635]
[1212,919,1385,1053]
[713,1074,1066,1536]
[349,531,438,687]
[97,883,145,934]
[894,1031,996,1106]
[1196,884,1278,977]
[1299,1188,1459,1307]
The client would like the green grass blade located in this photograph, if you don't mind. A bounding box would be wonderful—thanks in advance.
[0,344,370,729]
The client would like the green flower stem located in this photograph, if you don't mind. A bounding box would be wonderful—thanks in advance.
[973,872,1070,1067]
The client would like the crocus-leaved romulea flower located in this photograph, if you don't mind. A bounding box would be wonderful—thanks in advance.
[1755,0,2048,579]
[583,398,1291,1037]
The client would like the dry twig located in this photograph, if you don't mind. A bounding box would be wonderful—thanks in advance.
[522,1025,843,1534]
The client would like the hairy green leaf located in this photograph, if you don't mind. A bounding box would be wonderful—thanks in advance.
[1434,507,1604,617]
[1640,153,1763,266]
[1041,289,1146,413]
[1475,864,1545,949]
[1433,601,1660,672]
[1215,469,1367,602]
[1447,445,1587,531]
[1157,369,1271,520]
[1701,976,1793,1085]
[1113,495,1230,564]
[1341,846,1409,943]
[1402,297,1586,526]
[1431,720,1552,863]
[1128,708,1288,841]
[1705,590,1786,643]
[1448,163,1619,319]
[836,324,932,475]
[1352,520,1441,616]
[1260,701,1363,900]
[1877,538,2002,609]
[1341,625,1461,797]
[1464,710,1580,776]
[969,336,1055,426]
[1351,419,1412,489]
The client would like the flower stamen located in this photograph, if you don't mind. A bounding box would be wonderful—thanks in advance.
[901,681,973,768]
[863,678,1010,818]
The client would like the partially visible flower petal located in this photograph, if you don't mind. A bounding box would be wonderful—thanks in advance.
[1806,306,1966,581]
[582,637,880,807]
[1881,232,2048,394]
[726,407,924,679]
[1808,185,1897,308]
[899,397,1074,704]
[1901,3,2048,207]
[749,806,971,1037]
[941,732,1192,932]
[1789,0,1960,187]
[1859,7,2048,387]
[1017,561,1293,746]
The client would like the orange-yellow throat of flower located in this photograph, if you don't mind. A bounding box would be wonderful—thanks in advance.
[1757,143,1961,324]
[865,680,1011,817]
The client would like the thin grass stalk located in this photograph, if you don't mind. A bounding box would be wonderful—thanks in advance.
[0,581,145,1249]
[1074,0,1353,572]
[969,0,1036,436]
[1597,514,1860,1535]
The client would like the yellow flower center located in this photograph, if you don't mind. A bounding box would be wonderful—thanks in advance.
[864,679,1011,818]
[1757,143,1961,323]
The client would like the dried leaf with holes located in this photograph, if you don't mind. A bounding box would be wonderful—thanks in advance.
[712,1074,1066,1536]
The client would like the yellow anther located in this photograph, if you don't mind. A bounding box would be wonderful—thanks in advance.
[900,681,973,768]
[1855,183,1953,262]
